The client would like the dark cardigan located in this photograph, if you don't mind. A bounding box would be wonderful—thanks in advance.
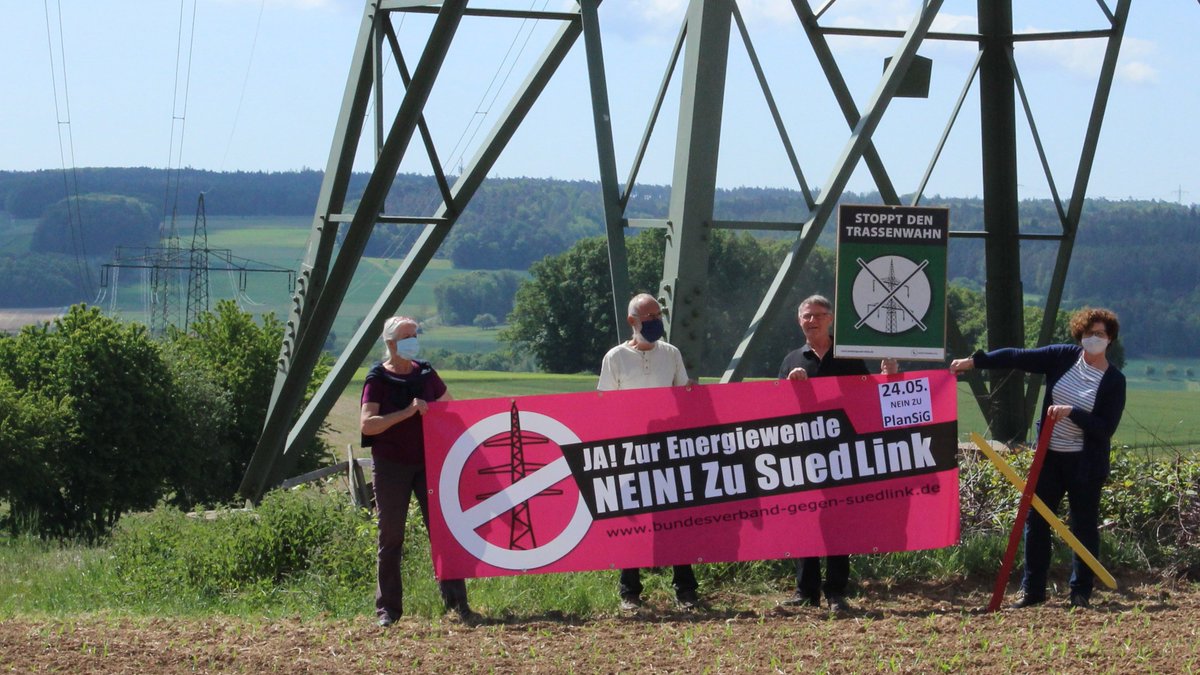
[972,344,1126,481]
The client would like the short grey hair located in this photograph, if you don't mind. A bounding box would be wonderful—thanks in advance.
[627,293,659,319]
[798,294,832,314]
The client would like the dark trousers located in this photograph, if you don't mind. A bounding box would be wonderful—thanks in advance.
[619,565,698,598]
[1021,451,1104,600]
[373,457,467,620]
[795,555,850,601]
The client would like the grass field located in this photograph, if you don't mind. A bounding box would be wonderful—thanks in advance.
[0,217,33,253]
[1123,357,1200,392]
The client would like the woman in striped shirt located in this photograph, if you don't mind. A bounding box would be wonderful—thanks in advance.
[950,308,1126,610]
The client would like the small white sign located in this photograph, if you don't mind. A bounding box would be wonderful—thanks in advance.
[877,377,934,429]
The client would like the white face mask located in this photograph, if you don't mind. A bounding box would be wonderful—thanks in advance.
[1081,335,1109,355]
[393,336,420,360]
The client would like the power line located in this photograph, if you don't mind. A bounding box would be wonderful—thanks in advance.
[154,0,200,334]
[441,0,550,177]
[162,0,200,233]
[219,0,268,170]
[41,0,94,296]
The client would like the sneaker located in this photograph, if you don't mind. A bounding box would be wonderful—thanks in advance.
[676,589,700,610]
[826,594,851,612]
[1009,593,1045,609]
[619,594,643,611]
[377,614,396,628]
[1069,592,1090,609]
[779,593,820,608]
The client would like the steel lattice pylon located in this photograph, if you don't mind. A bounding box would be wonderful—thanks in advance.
[185,193,210,332]
[101,194,296,335]
[240,0,1133,500]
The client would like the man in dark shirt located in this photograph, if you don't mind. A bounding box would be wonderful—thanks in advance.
[778,294,896,611]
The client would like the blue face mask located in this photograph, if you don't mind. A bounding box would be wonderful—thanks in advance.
[638,318,665,343]
[393,336,420,360]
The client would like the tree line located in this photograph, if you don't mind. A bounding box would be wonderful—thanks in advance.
[1,169,1195,356]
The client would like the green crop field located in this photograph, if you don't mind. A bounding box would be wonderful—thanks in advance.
[1123,357,1200,392]
[956,384,1200,451]
[0,218,34,254]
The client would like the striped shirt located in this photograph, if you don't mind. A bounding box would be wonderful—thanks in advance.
[1047,355,1105,453]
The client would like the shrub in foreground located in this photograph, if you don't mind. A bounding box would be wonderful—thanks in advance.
[110,487,375,602]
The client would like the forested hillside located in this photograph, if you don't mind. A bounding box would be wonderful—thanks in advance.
[0,168,1195,356]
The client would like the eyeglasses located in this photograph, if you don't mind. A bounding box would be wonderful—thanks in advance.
[800,312,831,321]
[1083,329,1108,339]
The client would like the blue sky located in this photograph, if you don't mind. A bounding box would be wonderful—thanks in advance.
[3,0,1197,203]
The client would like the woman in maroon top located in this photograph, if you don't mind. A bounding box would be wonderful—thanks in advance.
[361,316,473,626]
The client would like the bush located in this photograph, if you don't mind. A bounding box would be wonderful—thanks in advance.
[110,486,376,600]
[422,346,537,373]
[957,444,1200,579]
[0,305,176,538]
[0,253,89,307]
[433,270,523,326]
[1104,450,1200,576]
[163,300,332,507]
[0,302,332,538]
[0,376,76,530]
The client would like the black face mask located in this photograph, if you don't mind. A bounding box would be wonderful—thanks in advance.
[639,318,665,343]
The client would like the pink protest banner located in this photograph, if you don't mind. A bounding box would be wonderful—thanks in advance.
[424,370,959,579]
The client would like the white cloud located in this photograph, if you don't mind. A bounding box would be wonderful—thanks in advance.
[1117,60,1158,84]
[1018,33,1159,85]
[1115,38,1159,85]
[630,0,686,26]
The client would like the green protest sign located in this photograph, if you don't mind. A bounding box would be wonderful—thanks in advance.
[833,204,948,361]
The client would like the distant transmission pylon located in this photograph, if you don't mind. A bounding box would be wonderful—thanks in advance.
[185,194,210,331]
[150,207,184,336]
[100,193,296,334]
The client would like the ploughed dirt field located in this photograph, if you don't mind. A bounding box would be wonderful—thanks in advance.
[3,577,1198,673]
